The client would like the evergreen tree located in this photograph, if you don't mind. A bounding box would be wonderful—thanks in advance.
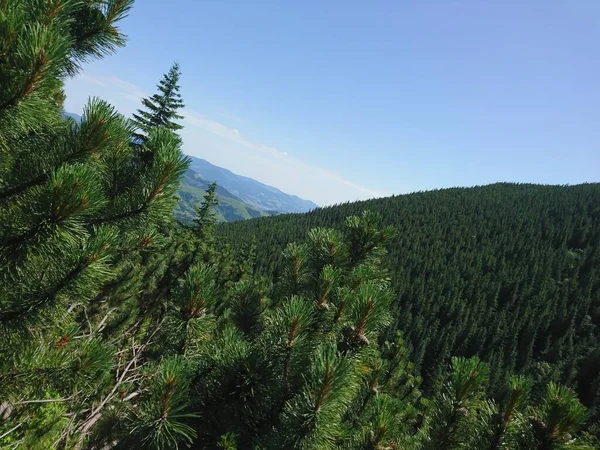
[418,357,593,449]
[193,182,219,238]
[132,62,184,143]
[0,1,189,446]
[141,213,424,449]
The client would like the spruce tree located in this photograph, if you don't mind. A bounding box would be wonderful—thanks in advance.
[132,62,184,143]
[193,182,219,237]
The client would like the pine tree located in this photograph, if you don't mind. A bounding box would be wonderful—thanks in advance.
[0,1,189,446]
[418,358,593,449]
[132,62,184,143]
[114,212,426,449]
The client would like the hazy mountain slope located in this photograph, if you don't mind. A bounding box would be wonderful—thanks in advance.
[187,156,318,213]
[176,168,270,223]
[62,111,82,121]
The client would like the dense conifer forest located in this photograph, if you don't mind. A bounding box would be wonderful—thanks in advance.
[218,184,600,416]
[0,1,598,448]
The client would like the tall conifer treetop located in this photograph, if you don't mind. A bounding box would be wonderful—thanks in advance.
[132,62,184,143]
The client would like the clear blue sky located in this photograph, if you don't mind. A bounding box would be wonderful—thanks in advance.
[65,0,600,205]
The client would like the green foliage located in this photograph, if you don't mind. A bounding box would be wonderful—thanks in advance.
[274,342,358,449]
[0,392,69,449]
[144,211,427,449]
[193,182,219,238]
[0,1,192,446]
[1,1,597,448]
[218,182,600,421]
[417,358,594,450]
[341,281,393,349]
[531,382,589,449]
[176,170,271,224]
[126,356,197,450]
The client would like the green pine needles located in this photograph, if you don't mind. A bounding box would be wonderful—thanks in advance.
[0,1,598,449]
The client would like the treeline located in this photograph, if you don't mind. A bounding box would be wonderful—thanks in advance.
[218,183,600,419]
[1,0,598,448]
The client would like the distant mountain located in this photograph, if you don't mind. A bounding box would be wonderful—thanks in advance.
[62,111,82,122]
[187,156,318,214]
[176,168,272,223]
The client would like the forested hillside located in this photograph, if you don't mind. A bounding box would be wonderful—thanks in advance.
[219,183,600,416]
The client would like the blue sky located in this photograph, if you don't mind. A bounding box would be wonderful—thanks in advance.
[64,0,600,206]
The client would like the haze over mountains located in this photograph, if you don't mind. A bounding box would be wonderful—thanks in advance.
[189,156,317,212]
[177,156,317,223]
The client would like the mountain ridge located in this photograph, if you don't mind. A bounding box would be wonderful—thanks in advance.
[187,156,318,214]
[175,167,271,223]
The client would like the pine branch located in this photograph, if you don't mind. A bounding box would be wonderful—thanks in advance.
[15,397,73,405]
[0,49,48,111]
[72,319,165,444]
[0,259,87,323]
[0,423,22,441]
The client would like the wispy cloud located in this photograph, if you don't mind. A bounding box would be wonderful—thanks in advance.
[79,74,148,100]
[69,74,148,117]
[180,109,386,202]
[64,73,388,205]
[182,110,293,162]
[218,111,245,122]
